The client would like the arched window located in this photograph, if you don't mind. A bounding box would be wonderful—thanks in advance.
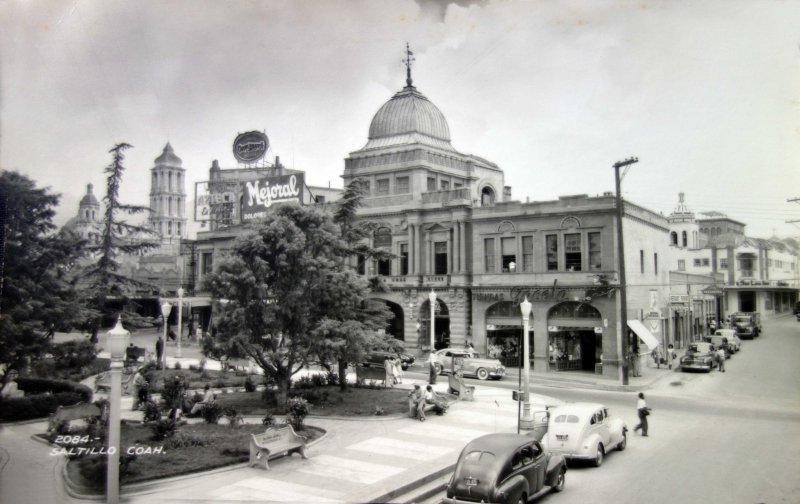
[670,232,678,246]
[681,231,688,247]
[481,187,495,206]
[374,227,392,276]
[168,197,173,216]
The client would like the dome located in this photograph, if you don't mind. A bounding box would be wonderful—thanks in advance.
[368,86,452,144]
[79,183,100,208]
[155,142,182,166]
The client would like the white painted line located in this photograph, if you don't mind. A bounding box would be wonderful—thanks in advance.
[295,454,405,484]
[209,477,344,502]
[347,436,454,460]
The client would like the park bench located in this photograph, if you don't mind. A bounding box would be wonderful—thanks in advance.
[48,402,107,433]
[248,425,308,470]
[356,365,387,386]
[94,368,137,394]
[448,373,475,401]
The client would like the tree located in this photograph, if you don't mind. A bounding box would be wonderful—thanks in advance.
[334,178,393,274]
[79,144,159,341]
[0,172,86,393]
[204,204,391,401]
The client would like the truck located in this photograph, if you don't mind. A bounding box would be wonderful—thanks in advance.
[731,312,760,339]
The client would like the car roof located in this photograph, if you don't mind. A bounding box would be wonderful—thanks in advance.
[462,433,536,454]
[715,329,735,336]
[550,402,606,415]
[437,348,475,354]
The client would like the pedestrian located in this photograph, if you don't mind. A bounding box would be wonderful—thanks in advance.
[190,384,215,416]
[132,370,147,411]
[383,357,394,388]
[155,336,165,370]
[709,318,717,334]
[428,353,438,385]
[466,341,475,351]
[651,347,662,369]
[188,318,196,342]
[666,343,676,370]
[407,384,425,421]
[716,347,726,372]
[633,392,651,436]
[392,357,404,384]
[168,327,177,342]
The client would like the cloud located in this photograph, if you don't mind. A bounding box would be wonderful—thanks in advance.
[415,0,490,22]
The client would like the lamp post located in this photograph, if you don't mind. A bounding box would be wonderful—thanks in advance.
[105,316,130,504]
[176,288,184,358]
[613,156,638,385]
[428,290,437,385]
[519,297,533,429]
[160,301,172,369]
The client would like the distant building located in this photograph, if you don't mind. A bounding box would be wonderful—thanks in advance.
[63,183,103,245]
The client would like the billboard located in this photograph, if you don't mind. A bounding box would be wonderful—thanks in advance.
[241,173,304,221]
[194,181,239,226]
[233,131,269,164]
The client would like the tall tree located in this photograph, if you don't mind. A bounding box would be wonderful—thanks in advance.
[79,143,159,341]
[0,172,86,393]
[334,178,393,276]
[204,204,391,401]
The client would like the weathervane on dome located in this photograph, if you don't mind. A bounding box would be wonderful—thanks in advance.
[403,42,415,87]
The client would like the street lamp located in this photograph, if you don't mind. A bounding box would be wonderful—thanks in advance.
[176,288,184,358]
[160,300,172,369]
[429,290,437,385]
[519,297,533,429]
[105,316,130,504]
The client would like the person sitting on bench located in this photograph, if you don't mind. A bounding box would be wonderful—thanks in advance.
[189,384,215,416]
[424,385,449,416]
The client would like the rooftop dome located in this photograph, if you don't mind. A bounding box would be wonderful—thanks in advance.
[79,183,100,208]
[365,86,454,151]
[154,142,182,166]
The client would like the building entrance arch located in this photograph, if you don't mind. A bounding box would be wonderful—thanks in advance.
[419,298,450,350]
[547,301,603,373]
[372,299,404,341]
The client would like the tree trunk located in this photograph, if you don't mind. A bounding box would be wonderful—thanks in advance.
[275,377,289,408]
[338,360,348,391]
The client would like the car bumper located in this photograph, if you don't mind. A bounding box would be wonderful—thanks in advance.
[681,363,711,371]
[443,497,499,504]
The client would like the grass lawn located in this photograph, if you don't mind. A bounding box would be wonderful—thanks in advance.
[215,385,413,416]
[66,421,323,490]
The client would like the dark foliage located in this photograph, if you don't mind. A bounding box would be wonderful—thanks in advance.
[14,377,92,402]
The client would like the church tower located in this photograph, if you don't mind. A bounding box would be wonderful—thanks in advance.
[149,143,187,244]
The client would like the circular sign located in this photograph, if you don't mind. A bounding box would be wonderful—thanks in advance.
[233,131,269,163]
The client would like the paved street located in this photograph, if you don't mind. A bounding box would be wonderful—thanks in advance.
[424,315,800,504]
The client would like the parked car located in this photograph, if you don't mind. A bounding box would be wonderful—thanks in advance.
[703,334,731,358]
[794,301,800,316]
[713,329,741,353]
[731,312,759,339]
[433,348,506,380]
[541,403,627,467]
[444,433,566,504]
[363,350,415,370]
[680,342,717,372]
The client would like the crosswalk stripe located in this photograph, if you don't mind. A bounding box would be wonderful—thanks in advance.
[347,436,454,460]
[208,477,343,502]
[398,422,491,442]
[295,454,405,484]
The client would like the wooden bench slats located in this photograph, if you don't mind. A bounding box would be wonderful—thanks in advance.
[248,425,308,470]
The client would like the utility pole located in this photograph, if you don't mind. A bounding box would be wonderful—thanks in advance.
[613,156,638,385]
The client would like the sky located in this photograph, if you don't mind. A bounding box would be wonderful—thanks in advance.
[2,0,799,239]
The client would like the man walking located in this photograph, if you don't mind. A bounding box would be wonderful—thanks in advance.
[633,392,650,436]
[716,347,726,372]
[156,336,165,370]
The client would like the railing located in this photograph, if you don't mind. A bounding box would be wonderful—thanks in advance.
[424,275,450,285]
[421,187,471,205]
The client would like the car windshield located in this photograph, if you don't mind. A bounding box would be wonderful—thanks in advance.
[734,317,750,323]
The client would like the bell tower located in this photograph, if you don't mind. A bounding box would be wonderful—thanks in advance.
[149,143,187,244]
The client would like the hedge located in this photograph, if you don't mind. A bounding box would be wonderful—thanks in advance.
[15,377,92,403]
[0,392,86,422]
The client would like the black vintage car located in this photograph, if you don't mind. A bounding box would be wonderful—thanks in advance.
[362,350,415,370]
[444,434,566,504]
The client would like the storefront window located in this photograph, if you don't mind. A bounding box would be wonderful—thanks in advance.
[588,232,601,270]
[522,236,533,272]
[565,233,581,271]
[484,238,495,272]
[400,243,409,275]
[546,235,558,271]
[501,237,516,272]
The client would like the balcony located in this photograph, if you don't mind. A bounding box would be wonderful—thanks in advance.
[388,275,421,286]
[423,275,450,286]
[421,187,471,205]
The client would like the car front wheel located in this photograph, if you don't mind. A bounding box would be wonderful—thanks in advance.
[617,431,627,451]
[476,368,489,380]
[592,444,604,467]
[552,468,565,493]
[434,364,443,375]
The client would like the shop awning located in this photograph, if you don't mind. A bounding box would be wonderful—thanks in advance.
[627,320,660,350]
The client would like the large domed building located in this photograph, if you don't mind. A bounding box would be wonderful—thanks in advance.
[63,183,103,245]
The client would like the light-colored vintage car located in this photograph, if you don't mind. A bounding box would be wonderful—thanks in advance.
[714,329,741,353]
[432,348,506,380]
[444,433,566,504]
[541,402,627,467]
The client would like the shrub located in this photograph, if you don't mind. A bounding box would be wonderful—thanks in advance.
[213,379,226,388]
[285,397,309,430]
[289,388,328,406]
[310,374,327,388]
[373,405,385,416]
[294,376,314,389]
[244,376,256,393]
[0,394,58,421]
[52,392,84,407]
[261,413,276,427]
[164,431,208,449]
[220,446,248,457]
[202,402,223,424]
[188,364,199,372]
[50,340,98,370]
[200,370,211,380]
[198,358,207,372]
[15,377,92,403]
[325,371,340,387]
[142,401,161,423]
[223,407,243,428]
[174,361,182,370]
[161,374,187,409]
[150,418,178,441]
[261,388,278,408]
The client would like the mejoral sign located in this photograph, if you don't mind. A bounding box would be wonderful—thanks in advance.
[241,173,304,221]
